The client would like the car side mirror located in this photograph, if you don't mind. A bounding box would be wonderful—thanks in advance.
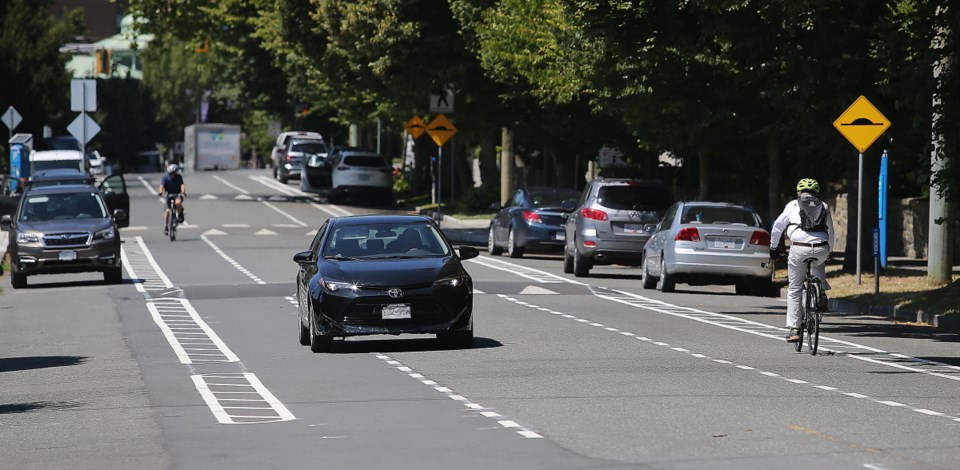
[293,250,314,264]
[0,214,11,231]
[488,202,501,211]
[458,246,479,260]
[643,223,657,234]
[561,200,576,211]
[113,209,127,222]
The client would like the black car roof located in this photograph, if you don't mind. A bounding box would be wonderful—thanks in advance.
[23,184,99,196]
[331,215,433,226]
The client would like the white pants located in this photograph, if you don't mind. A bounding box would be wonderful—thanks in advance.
[786,244,831,328]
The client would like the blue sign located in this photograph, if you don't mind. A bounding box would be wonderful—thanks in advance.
[878,151,889,266]
[872,227,880,257]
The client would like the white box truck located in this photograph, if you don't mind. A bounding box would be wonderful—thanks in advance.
[184,124,242,171]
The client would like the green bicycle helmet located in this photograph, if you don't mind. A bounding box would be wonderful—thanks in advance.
[796,178,820,193]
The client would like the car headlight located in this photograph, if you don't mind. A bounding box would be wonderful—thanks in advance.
[16,232,40,244]
[434,275,467,288]
[321,279,357,292]
[93,227,115,240]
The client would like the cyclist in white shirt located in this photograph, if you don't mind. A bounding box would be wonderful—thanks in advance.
[770,178,834,343]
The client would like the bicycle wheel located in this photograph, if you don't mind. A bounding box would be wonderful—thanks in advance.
[168,212,177,241]
[807,283,820,355]
[794,288,805,352]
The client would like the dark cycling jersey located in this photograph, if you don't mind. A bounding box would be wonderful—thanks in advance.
[161,173,184,195]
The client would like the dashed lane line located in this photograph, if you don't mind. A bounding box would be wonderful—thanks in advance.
[200,234,266,284]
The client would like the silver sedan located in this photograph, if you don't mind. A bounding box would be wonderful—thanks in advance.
[641,201,774,296]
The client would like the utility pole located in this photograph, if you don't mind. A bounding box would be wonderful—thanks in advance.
[928,4,953,283]
[500,128,514,206]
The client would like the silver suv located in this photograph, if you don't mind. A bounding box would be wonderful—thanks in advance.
[562,178,672,277]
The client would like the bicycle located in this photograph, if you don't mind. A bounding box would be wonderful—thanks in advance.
[162,193,182,241]
[794,257,826,355]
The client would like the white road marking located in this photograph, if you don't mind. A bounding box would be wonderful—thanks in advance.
[203,229,227,236]
[249,175,353,217]
[498,293,960,426]
[201,235,266,284]
[374,354,542,439]
[191,373,295,424]
[254,228,278,235]
[213,174,312,226]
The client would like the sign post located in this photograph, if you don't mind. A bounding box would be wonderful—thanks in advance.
[872,227,880,294]
[425,114,457,226]
[833,96,891,285]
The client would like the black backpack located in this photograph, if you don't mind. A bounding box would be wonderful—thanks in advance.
[796,193,827,232]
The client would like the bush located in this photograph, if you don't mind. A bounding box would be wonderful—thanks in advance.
[393,171,412,197]
[456,185,500,214]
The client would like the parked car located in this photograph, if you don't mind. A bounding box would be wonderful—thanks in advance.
[271,131,324,183]
[292,215,479,352]
[1,171,128,224]
[1,181,129,288]
[26,168,94,188]
[296,140,333,194]
[328,148,393,205]
[640,201,774,295]
[563,178,672,277]
[488,186,581,258]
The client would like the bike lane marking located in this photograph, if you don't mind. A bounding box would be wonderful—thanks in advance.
[467,256,960,384]
[121,236,294,424]
[249,175,353,217]
[212,175,311,227]
[495,293,960,426]
[200,234,266,285]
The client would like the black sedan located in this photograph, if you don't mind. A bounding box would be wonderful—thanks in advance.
[488,186,581,258]
[293,215,479,352]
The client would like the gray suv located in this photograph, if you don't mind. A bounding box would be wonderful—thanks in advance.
[562,178,672,277]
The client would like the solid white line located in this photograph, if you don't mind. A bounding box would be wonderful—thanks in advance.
[213,175,250,194]
[244,373,296,421]
[260,200,309,227]
[191,375,232,424]
[249,175,353,217]
[136,176,156,193]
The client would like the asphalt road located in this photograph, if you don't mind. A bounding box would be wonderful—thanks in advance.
[2,169,958,470]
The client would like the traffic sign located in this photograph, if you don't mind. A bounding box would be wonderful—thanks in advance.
[71,79,97,112]
[2,106,22,131]
[429,85,454,113]
[833,96,890,153]
[426,114,457,147]
[404,115,427,140]
[67,113,101,144]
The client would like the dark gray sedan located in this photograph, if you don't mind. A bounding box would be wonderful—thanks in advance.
[488,187,581,258]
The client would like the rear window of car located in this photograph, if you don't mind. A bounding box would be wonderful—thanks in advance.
[530,189,581,207]
[596,185,672,211]
[680,206,760,226]
[343,155,388,167]
[291,141,327,154]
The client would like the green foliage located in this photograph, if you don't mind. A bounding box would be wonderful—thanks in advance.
[393,171,412,196]
[455,184,500,214]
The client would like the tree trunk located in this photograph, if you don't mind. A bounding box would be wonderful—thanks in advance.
[697,150,711,200]
[500,128,515,206]
[454,142,473,193]
[478,133,499,189]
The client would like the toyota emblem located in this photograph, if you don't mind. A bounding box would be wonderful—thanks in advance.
[387,288,404,299]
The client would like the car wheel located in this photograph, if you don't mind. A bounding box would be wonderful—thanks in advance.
[563,248,574,274]
[438,328,473,349]
[11,272,26,289]
[507,227,524,258]
[753,278,775,297]
[104,267,122,285]
[298,313,310,346]
[277,171,288,184]
[657,257,675,293]
[309,312,332,353]
[573,245,590,278]
[641,256,657,289]
[488,226,503,256]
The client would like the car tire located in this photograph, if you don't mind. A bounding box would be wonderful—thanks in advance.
[438,328,473,349]
[573,246,590,278]
[563,248,574,274]
[277,172,288,184]
[506,227,523,258]
[488,226,503,256]
[734,280,750,295]
[11,272,27,289]
[657,257,675,293]
[104,267,122,285]
[298,315,310,346]
[752,278,775,297]
[309,313,332,353]
[641,257,657,289]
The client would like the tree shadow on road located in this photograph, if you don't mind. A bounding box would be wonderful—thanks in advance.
[819,319,960,345]
[0,355,88,373]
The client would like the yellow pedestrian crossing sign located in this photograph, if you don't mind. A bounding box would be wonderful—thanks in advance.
[833,96,891,153]
[426,113,457,147]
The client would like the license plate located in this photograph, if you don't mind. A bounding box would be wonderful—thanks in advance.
[357,174,371,182]
[554,232,565,241]
[623,223,642,234]
[59,250,78,261]
[382,304,411,320]
[713,238,736,249]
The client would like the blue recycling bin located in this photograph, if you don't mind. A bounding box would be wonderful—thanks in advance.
[8,133,33,192]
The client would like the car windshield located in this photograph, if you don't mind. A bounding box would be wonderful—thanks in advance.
[19,192,106,222]
[323,223,451,259]
[530,189,581,207]
[596,185,672,211]
[291,141,327,154]
[32,160,84,172]
[342,155,387,167]
[680,206,760,226]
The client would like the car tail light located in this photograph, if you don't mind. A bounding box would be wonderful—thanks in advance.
[675,227,701,242]
[285,155,295,161]
[580,208,608,221]
[522,210,542,224]
[583,240,596,247]
[750,230,771,246]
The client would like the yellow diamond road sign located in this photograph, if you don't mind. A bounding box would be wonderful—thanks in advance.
[833,96,891,153]
[404,115,427,140]
[426,113,457,147]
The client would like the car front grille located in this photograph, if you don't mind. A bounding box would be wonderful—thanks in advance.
[43,232,90,247]
[343,298,448,325]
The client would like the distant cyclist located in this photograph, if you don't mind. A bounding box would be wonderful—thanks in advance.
[158,163,186,235]
[770,178,835,343]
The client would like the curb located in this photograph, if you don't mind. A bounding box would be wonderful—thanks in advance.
[829,298,960,332]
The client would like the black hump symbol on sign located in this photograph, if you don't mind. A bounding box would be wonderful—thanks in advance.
[841,117,884,126]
